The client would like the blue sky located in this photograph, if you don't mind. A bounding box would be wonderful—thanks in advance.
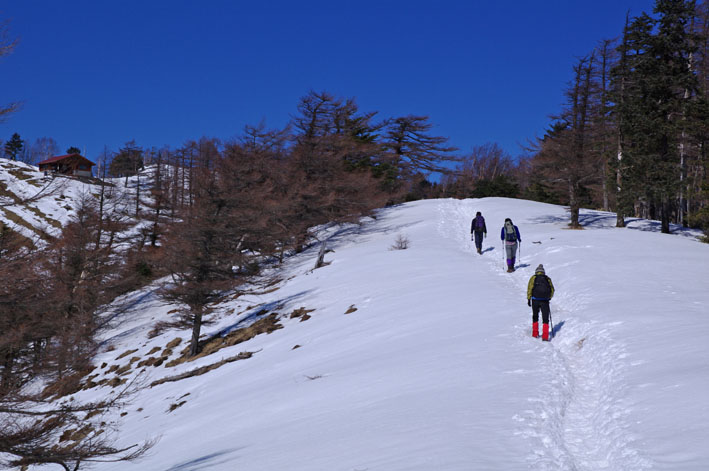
[1,0,655,162]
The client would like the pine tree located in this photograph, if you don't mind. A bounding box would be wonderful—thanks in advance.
[109,140,144,180]
[617,1,703,233]
[3,133,23,160]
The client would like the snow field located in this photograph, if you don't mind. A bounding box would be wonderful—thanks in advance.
[64,197,709,471]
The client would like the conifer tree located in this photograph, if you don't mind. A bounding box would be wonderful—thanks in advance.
[3,133,23,161]
[614,1,703,233]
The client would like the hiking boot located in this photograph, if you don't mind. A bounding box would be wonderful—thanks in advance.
[542,323,550,341]
[477,247,482,254]
[532,322,539,338]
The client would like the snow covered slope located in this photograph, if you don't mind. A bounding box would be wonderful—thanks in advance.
[70,198,708,471]
[0,159,79,241]
[0,159,153,245]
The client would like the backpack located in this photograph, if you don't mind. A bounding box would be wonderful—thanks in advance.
[474,216,485,231]
[504,222,516,242]
[532,275,552,299]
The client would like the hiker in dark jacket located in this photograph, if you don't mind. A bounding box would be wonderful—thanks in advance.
[527,264,555,341]
[500,218,521,272]
[470,211,487,254]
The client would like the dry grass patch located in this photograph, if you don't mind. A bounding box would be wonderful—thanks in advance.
[2,208,44,242]
[41,370,89,398]
[166,313,282,367]
[168,401,187,412]
[137,357,158,368]
[59,424,95,443]
[344,305,358,314]
[151,351,255,387]
[7,168,35,181]
[0,181,21,203]
[84,409,102,421]
[107,377,127,388]
[26,206,62,229]
[115,349,138,360]
[0,222,34,250]
[290,307,315,322]
[147,346,161,355]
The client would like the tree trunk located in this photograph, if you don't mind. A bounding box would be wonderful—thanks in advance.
[135,171,140,216]
[314,240,327,269]
[616,148,625,228]
[189,307,203,357]
[1,350,16,389]
[569,179,580,228]
[661,197,671,234]
[602,160,609,212]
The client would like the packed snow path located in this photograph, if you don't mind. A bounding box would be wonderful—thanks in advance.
[438,200,650,470]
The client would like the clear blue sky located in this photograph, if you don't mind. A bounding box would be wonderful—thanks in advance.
[1,0,655,162]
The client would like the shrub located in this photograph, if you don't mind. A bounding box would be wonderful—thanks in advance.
[390,234,410,250]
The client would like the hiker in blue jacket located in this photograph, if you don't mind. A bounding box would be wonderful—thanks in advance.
[470,211,487,254]
[500,218,521,272]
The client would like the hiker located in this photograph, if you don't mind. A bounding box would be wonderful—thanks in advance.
[527,264,555,341]
[470,211,487,254]
[500,218,521,272]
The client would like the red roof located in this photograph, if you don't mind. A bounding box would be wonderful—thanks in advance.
[38,153,95,166]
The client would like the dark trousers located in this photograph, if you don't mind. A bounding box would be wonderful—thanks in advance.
[532,299,550,324]
[473,231,484,250]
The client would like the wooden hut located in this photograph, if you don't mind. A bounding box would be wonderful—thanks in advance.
[38,154,95,177]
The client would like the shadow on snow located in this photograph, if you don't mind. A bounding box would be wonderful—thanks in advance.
[529,210,702,240]
[164,448,244,471]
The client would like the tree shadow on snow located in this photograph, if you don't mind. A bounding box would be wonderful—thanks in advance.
[217,290,314,337]
[529,211,702,240]
[164,448,244,471]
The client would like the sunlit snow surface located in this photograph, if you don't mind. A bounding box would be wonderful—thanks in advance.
[53,198,709,471]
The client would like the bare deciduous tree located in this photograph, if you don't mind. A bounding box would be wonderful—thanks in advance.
[0,19,20,122]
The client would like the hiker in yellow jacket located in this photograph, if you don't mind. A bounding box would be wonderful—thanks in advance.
[527,264,555,341]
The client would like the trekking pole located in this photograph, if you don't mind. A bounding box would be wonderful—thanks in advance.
[518,241,522,264]
[549,309,554,340]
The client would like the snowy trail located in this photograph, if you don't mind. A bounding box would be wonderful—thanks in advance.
[437,199,650,470]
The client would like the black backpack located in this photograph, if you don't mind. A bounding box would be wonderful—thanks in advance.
[474,216,485,230]
[532,275,552,299]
